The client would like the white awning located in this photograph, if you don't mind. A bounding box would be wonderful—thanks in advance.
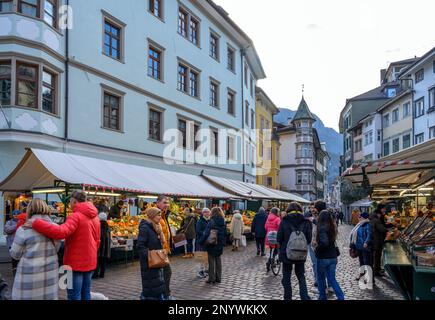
[0,149,238,199]
[350,198,373,207]
[202,175,310,203]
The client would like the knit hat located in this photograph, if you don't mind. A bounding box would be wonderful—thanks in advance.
[145,207,162,219]
[99,212,107,221]
[360,212,369,219]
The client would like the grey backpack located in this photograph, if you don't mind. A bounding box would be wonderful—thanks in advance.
[286,223,308,261]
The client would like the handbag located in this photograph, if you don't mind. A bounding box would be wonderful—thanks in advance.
[173,233,187,248]
[205,229,218,245]
[148,249,169,269]
[241,235,247,247]
[349,247,358,259]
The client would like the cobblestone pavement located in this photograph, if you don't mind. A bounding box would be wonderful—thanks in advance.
[0,225,404,300]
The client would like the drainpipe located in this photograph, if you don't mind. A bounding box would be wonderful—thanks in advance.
[64,0,70,148]
[240,48,246,182]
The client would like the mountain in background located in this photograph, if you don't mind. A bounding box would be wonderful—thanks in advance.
[274,108,343,189]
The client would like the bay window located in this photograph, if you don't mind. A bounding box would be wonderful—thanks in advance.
[16,63,38,109]
[0,61,11,105]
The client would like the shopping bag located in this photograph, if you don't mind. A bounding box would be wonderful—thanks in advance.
[241,235,247,247]
[173,233,187,248]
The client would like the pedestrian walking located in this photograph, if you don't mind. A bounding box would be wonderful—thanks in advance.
[180,208,197,258]
[265,207,281,272]
[251,207,268,256]
[314,201,345,300]
[195,208,211,279]
[137,207,167,300]
[277,202,312,300]
[93,212,111,279]
[198,207,227,285]
[369,204,388,277]
[156,195,174,299]
[31,191,100,300]
[10,199,60,300]
[230,210,245,251]
[350,212,372,281]
[338,211,344,225]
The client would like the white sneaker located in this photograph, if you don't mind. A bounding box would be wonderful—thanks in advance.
[327,287,335,294]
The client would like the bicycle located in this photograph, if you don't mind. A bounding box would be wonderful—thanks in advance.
[266,245,281,276]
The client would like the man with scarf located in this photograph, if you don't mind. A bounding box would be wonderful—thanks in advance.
[350,212,372,281]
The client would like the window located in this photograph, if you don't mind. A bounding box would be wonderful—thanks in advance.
[383,141,390,157]
[392,108,399,123]
[245,101,249,126]
[429,88,435,112]
[415,98,425,118]
[383,114,390,128]
[227,90,235,115]
[0,61,11,105]
[227,135,235,160]
[177,8,188,37]
[194,124,200,151]
[189,18,199,46]
[18,0,39,18]
[189,70,198,97]
[211,129,218,156]
[244,63,248,87]
[178,119,187,148]
[267,177,273,187]
[250,75,254,97]
[0,0,13,12]
[103,92,121,131]
[297,171,313,185]
[403,102,410,118]
[430,126,435,139]
[403,134,411,149]
[149,0,162,19]
[377,130,382,141]
[43,0,56,27]
[415,133,424,145]
[16,63,38,108]
[148,45,162,80]
[210,32,219,60]
[415,69,424,83]
[42,70,55,114]
[148,108,162,141]
[386,87,396,98]
[104,20,121,60]
[297,143,313,158]
[209,80,219,108]
[354,140,362,152]
[227,46,235,72]
[250,110,255,130]
[392,138,400,153]
[364,131,373,146]
[260,117,265,130]
[177,64,188,93]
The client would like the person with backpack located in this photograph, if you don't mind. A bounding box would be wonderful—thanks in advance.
[265,207,281,272]
[251,207,268,256]
[314,201,345,300]
[198,207,227,284]
[350,212,372,281]
[277,202,312,300]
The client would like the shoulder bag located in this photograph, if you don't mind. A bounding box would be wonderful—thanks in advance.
[148,249,169,269]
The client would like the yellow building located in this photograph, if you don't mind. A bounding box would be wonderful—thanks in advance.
[255,87,280,189]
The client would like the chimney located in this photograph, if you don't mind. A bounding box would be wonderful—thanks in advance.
[380,69,387,84]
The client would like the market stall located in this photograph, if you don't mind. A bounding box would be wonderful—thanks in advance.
[342,139,435,300]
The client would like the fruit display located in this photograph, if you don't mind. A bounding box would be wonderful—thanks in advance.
[107,215,143,238]
[242,211,256,227]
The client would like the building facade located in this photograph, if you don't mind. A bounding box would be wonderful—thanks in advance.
[359,112,382,161]
[0,0,266,235]
[277,97,329,202]
[255,87,280,189]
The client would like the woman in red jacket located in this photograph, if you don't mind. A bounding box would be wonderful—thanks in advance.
[30,191,100,300]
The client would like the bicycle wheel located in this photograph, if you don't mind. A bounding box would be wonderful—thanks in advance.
[271,257,281,276]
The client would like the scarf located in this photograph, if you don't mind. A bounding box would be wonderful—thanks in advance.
[145,218,166,247]
[350,219,369,245]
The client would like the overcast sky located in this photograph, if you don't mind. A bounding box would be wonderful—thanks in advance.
[215,0,435,131]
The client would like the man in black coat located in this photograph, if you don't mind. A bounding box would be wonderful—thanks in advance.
[369,204,388,277]
[277,203,312,300]
[251,207,268,256]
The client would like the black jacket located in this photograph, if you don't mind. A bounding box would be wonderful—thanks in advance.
[137,220,165,300]
[108,205,121,220]
[315,225,338,259]
[98,221,111,258]
[196,216,209,241]
[251,209,268,238]
[369,213,388,250]
[198,215,227,257]
[277,213,312,264]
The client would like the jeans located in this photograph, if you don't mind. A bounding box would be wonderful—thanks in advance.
[282,263,310,300]
[358,249,373,268]
[186,239,194,254]
[208,255,222,282]
[67,271,93,300]
[309,246,331,288]
[373,249,383,274]
[255,237,265,255]
[316,259,344,300]
[163,264,172,297]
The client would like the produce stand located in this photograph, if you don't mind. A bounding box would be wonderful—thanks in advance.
[383,242,413,300]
